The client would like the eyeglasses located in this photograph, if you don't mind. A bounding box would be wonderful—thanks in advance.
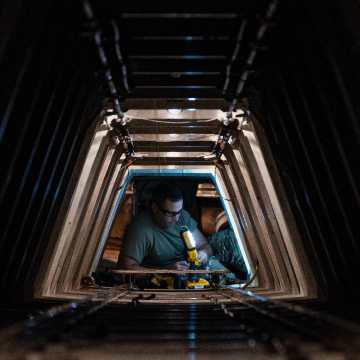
[154,200,182,217]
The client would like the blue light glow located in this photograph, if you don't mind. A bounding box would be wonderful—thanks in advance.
[188,98,196,101]
[189,333,196,339]
[181,55,208,59]
[187,108,196,111]
[214,177,251,275]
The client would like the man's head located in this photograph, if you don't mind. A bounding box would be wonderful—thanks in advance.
[150,182,183,228]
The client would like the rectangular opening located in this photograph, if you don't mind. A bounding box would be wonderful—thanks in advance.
[97,179,234,274]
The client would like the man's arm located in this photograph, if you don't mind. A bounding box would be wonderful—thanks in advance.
[117,254,148,270]
[117,254,190,277]
[117,254,149,278]
[192,228,213,265]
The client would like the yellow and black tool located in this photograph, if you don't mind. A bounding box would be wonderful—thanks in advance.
[180,225,210,288]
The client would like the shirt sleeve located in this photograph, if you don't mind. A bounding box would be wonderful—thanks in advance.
[120,223,150,264]
[181,209,197,232]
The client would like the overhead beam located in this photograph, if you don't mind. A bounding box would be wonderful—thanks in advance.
[91,0,257,14]
[133,157,221,166]
[126,126,221,135]
[124,88,225,99]
[121,13,239,18]
[118,99,237,110]
[127,41,231,55]
[128,59,225,72]
[126,119,223,134]
[133,141,213,153]
[131,77,223,87]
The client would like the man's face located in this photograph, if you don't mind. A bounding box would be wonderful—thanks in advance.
[151,198,183,228]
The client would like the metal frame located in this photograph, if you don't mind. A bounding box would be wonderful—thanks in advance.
[35,108,317,301]
[93,166,253,278]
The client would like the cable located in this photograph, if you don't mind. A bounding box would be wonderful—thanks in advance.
[117,167,130,191]
[189,135,217,141]
[120,159,135,171]
[223,17,249,93]
[241,260,259,290]
[110,19,130,92]
[194,118,218,122]
[82,0,124,118]
[132,134,146,140]
[125,115,218,124]
[214,163,232,202]
[126,115,191,124]
[132,135,217,142]
[115,159,135,191]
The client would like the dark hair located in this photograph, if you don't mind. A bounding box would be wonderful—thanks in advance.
[152,182,183,206]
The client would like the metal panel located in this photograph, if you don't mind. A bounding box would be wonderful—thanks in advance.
[0,0,102,299]
[255,0,360,300]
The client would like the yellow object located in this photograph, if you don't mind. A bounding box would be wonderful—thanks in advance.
[187,249,200,265]
[180,225,210,288]
[241,260,259,290]
[180,227,200,265]
[181,228,196,250]
[187,278,210,288]
[150,273,175,289]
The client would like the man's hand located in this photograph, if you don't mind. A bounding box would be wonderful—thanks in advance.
[197,250,209,266]
[192,229,213,265]
[168,261,190,271]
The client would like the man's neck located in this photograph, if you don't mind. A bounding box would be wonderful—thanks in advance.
[149,208,166,229]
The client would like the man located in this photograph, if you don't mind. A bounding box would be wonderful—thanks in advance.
[117,182,213,276]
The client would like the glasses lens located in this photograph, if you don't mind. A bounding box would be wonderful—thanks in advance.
[155,200,182,217]
[165,209,181,217]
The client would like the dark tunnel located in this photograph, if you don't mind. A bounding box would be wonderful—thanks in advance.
[1,0,360,358]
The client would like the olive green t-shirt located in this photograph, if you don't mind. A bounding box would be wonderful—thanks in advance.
[120,208,197,269]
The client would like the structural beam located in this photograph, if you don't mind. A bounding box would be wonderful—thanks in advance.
[133,141,213,153]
